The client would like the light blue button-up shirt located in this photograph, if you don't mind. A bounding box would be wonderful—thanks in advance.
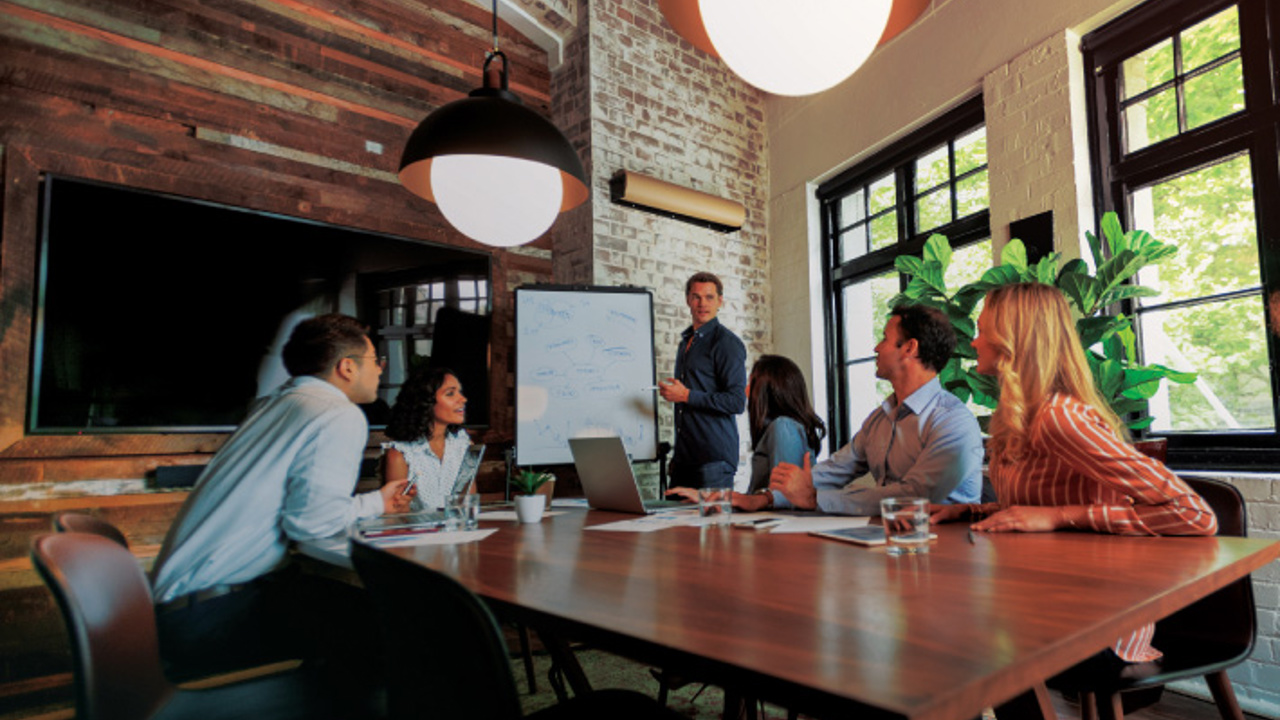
[152,376,383,603]
[772,377,983,515]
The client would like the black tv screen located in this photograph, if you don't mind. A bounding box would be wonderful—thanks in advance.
[30,175,491,432]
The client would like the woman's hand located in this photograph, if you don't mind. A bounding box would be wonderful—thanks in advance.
[971,505,1064,533]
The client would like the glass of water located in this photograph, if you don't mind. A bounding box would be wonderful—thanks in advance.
[880,496,930,555]
[446,492,480,531]
[698,488,732,525]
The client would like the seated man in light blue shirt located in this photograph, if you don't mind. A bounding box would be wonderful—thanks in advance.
[151,314,413,712]
[742,304,984,515]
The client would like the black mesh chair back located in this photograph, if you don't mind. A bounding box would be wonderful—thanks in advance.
[351,539,525,720]
[52,512,129,548]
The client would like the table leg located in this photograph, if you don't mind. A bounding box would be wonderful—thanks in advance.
[993,682,1058,720]
[537,629,593,697]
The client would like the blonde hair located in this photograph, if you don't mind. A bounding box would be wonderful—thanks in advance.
[983,283,1127,462]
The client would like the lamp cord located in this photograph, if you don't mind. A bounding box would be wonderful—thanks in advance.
[490,0,499,53]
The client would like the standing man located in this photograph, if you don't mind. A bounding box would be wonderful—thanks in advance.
[740,304,983,514]
[659,272,747,489]
[152,314,412,705]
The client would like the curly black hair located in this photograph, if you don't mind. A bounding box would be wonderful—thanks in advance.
[384,366,463,442]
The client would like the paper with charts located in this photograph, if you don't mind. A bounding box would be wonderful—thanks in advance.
[515,287,658,465]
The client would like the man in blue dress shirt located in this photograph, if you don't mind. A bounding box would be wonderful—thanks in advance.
[151,314,413,712]
[743,304,984,515]
[659,272,747,489]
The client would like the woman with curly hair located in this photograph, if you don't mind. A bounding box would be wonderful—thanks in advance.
[383,366,470,511]
[934,282,1215,664]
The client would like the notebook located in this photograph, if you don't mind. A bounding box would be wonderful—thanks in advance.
[568,436,688,515]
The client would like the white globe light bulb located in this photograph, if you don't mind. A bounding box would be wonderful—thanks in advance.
[699,0,894,96]
[431,155,564,247]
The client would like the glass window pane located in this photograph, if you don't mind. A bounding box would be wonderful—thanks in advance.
[868,173,896,215]
[839,189,866,228]
[1121,38,1174,99]
[1141,295,1273,432]
[1181,7,1240,72]
[869,212,898,251]
[956,169,989,217]
[1185,58,1244,130]
[915,145,948,193]
[916,188,950,233]
[1131,154,1259,303]
[1123,88,1178,152]
[839,224,869,263]
[845,361,883,433]
[954,127,987,175]
[945,239,992,294]
[841,272,898,360]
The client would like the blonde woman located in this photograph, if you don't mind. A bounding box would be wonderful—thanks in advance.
[933,282,1216,664]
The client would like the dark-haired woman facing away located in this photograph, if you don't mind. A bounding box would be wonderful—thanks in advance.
[383,366,469,512]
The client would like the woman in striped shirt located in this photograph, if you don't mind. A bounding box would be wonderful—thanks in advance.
[932,282,1216,662]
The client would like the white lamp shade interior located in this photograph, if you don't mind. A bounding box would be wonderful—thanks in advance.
[430,154,564,247]
[699,0,893,96]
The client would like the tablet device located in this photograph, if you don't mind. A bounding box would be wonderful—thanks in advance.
[449,444,486,496]
[809,526,887,545]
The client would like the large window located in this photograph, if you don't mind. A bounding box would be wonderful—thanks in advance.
[1084,0,1280,467]
[818,97,991,444]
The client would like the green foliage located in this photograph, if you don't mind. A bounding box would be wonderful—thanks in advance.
[511,470,554,496]
[889,212,1196,431]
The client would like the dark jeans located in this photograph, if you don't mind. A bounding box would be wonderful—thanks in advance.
[669,460,735,490]
[156,569,382,716]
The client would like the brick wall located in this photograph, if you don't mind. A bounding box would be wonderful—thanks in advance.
[573,0,770,489]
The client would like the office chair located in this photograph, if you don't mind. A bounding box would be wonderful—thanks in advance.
[349,540,682,720]
[31,532,325,720]
[1060,476,1255,720]
[52,512,129,547]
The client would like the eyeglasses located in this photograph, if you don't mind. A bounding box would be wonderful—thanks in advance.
[346,354,388,369]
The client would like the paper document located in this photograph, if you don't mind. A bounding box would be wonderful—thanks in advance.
[585,510,700,532]
[478,510,568,522]
[366,528,498,547]
[768,516,871,534]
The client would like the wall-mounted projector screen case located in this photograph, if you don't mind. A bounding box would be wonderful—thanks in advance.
[609,171,745,232]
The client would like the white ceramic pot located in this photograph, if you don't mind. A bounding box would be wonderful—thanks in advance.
[514,494,545,523]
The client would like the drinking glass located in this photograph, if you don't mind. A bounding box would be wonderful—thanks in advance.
[880,496,930,555]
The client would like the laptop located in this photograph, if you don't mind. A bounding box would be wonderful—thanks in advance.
[568,436,688,514]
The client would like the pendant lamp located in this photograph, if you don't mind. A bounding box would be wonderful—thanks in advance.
[399,0,587,247]
[660,0,927,97]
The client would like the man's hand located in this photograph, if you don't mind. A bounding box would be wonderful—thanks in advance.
[769,453,817,510]
[658,378,690,403]
[929,503,969,525]
[380,479,414,514]
[731,491,770,512]
[971,505,1062,533]
[664,487,699,503]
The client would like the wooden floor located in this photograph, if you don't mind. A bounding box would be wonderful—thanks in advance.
[1050,689,1258,720]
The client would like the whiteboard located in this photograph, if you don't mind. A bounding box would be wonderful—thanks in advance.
[515,286,658,465]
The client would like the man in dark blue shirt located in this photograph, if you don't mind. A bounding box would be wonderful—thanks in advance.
[659,272,747,489]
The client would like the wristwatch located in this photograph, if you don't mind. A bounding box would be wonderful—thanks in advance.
[755,488,774,509]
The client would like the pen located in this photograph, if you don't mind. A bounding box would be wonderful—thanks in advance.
[639,385,659,391]
[967,527,977,544]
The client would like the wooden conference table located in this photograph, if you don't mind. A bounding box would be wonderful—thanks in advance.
[344,509,1279,720]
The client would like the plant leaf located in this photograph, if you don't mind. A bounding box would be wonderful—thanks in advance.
[922,234,953,270]
[980,264,1022,286]
[1034,255,1059,284]
[1058,272,1100,316]
[1001,238,1028,270]
[1084,229,1105,269]
[1094,359,1125,399]
[1149,363,1197,384]
[1127,415,1155,431]
[895,255,925,277]
[1095,249,1146,300]
[1101,211,1125,255]
[1098,284,1160,307]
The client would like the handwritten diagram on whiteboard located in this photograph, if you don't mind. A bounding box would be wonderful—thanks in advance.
[515,287,657,465]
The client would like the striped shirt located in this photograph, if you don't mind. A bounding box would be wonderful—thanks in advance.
[988,394,1217,660]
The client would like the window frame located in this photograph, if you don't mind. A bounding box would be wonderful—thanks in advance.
[1083,0,1280,468]
[818,96,990,445]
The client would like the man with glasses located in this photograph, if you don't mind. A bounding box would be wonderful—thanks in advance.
[151,313,411,714]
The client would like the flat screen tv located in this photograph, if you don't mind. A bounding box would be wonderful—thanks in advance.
[29,175,491,433]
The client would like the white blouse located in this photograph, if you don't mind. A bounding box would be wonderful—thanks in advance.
[383,429,470,511]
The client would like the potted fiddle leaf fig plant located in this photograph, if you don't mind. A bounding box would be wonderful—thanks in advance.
[511,470,554,523]
[892,211,1195,434]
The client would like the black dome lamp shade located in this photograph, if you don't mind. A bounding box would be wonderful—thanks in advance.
[398,2,587,248]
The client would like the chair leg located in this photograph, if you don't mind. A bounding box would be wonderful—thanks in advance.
[1080,691,1099,720]
[516,623,538,693]
[1097,692,1124,720]
[1205,670,1245,720]
[656,674,669,707]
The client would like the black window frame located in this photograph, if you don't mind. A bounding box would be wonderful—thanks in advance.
[817,96,990,445]
[1083,0,1280,469]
